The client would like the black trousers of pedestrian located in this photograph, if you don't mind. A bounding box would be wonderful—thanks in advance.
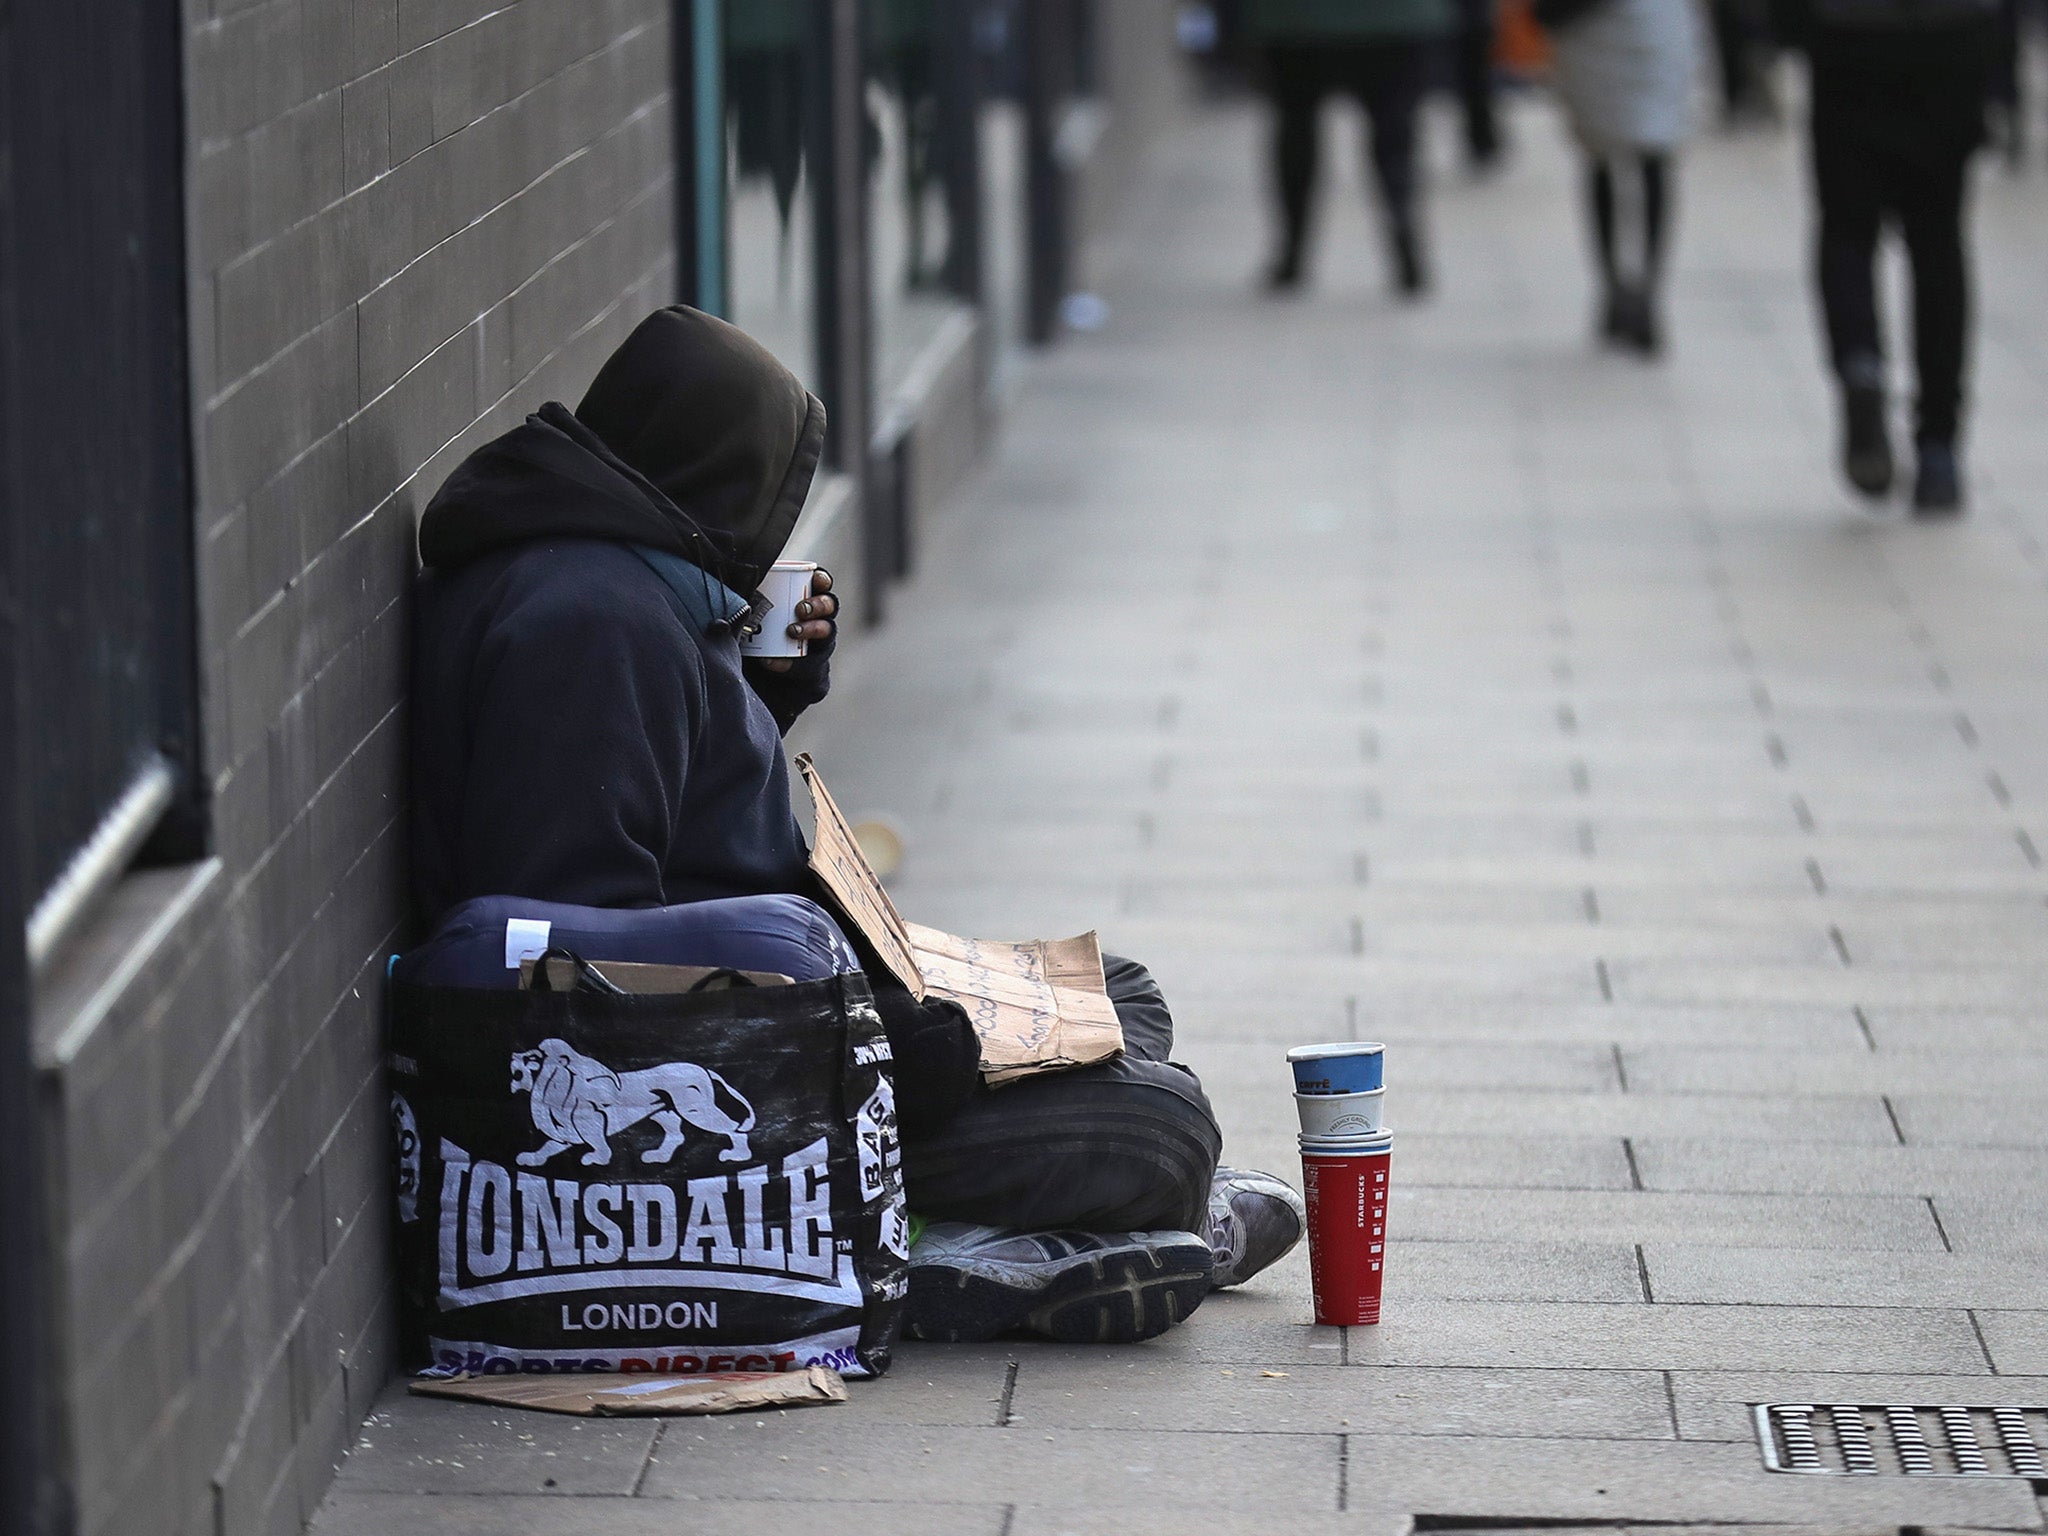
[1708,0,1773,120]
[1451,0,1501,163]
[1265,40,1430,266]
[1809,22,1991,445]
[901,955,1223,1237]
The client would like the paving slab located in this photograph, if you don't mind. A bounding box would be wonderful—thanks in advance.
[1890,1094,2048,1146]
[1632,1139,2048,1198]
[1642,1244,2048,1310]
[1006,1512,1410,1536]
[1976,1311,2048,1375]
[1390,1186,1947,1250]
[310,1494,1009,1536]
[1927,1195,2048,1254]
[638,1423,1342,1511]
[1344,1434,2042,1529]
[1008,1358,1670,1439]
[1622,1047,2048,1097]
[1344,1299,1989,1374]
[327,1394,657,1497]
[1383,1087,1898,1142]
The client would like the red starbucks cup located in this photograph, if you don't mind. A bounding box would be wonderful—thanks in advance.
[1300,1131,1392,1326]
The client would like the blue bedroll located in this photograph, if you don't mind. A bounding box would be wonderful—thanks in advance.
[394,892,859,989]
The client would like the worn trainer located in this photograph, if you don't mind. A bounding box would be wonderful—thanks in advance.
[1208,1166,1307,1289]
[904,1223,1214,1344]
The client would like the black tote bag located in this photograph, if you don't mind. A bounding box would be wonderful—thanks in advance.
[389,958,907,1379]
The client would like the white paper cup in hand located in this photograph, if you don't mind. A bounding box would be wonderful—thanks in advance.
[1295,1087,1384,1140]
[739,560,818,658]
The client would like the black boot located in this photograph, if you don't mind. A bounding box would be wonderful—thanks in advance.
[1599,283,1630,345]
[1839,354,1893,500]
[1912,439,1964,516]
[1625,286,1662,357]
[1390,221,1428,299]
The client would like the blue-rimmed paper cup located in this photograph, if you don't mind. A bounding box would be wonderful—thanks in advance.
[1296,1087,1384,1140]
[1287,1042,1385,1095]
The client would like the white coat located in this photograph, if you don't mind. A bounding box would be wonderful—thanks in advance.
[1550,0,1704,155]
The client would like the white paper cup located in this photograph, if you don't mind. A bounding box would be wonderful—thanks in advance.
[1295,1088,1384,1140]
[738,560,818,658]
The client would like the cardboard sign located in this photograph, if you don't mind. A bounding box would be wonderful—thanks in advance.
[410,1366,848,1417]
[795,755,1124,1086]
[797,755,927,998]
[904,924,1127,1088]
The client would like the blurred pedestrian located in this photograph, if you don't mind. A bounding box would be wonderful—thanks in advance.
[1248,0,1455,296]
[1708,0,1779,125]
[1986,0,2029,166]
[1453,0,1506,168]
[1538,0,1704,355]
[1779,0,1996,513]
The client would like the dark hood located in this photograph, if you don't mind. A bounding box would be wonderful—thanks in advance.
[416,307,826,592]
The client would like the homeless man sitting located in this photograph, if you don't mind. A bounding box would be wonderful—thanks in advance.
[410,306,1304,1343]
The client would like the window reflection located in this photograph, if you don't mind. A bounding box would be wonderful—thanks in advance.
[724,0,816,386]
[867,0,958,393]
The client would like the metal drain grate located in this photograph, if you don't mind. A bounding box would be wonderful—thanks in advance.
[1755,1403,2048,1478]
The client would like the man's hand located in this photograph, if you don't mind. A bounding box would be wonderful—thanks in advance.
[758,567,837,673]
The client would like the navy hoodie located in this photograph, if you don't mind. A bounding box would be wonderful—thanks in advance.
[409,308,831,921]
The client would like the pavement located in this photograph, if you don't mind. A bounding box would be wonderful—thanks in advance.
[313,87,2048,1535]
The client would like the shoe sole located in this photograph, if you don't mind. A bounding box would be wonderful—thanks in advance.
[1027,1238,1214,1344]
[905,1238,1213,1345]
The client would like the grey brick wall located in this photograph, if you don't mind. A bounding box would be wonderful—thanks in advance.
[39,4,675,1533]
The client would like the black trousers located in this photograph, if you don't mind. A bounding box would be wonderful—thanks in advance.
[1708,0,1773,118]
[901,956,1223,1236]
[1452,0,1500,162]
[1809,22,1991,443]
[1265,40,1431,262]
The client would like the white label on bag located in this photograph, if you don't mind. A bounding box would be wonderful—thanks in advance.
[505,918,552,970]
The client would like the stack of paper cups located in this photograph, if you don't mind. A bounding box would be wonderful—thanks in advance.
[1287,1043,1391,1326]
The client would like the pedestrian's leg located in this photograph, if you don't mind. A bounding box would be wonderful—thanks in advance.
[1897,148,1974,511]
[1631,150,1671,353]
[1266,48,1323,287]
[1898,160,1970,449]
[1710,0,1749,119]
[1810,46,1886,384]
[1586,154,1625,338]
[1455,0,1502,166]
[1358,39,1429,294]
[1809,32,1894,495]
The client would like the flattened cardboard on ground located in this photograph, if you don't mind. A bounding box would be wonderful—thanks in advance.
[518,957,795,992]
[795,754,1124,1086]
[409,1367,848,1416]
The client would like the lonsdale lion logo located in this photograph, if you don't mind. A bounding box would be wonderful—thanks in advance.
[510,1039,756,1168]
